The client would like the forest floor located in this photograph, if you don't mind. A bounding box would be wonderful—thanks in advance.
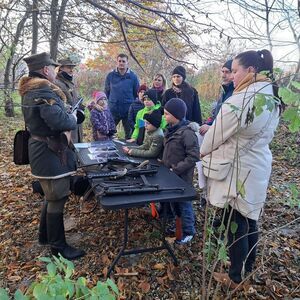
[0,115,299,299]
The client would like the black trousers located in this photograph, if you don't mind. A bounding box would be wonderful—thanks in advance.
[224,207,258,283]
[112,113,131,140]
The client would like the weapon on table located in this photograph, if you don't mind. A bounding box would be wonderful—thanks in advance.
[107,156,143,166]
[87,165,158,180]
[98,184,185,195]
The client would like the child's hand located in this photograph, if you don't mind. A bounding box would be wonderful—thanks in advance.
[123,146,129,153]
[126,138,136,143]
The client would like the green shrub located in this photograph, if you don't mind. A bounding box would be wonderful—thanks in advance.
[0,255,119,300]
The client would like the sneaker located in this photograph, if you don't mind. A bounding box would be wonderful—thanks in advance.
[175,235,194,245]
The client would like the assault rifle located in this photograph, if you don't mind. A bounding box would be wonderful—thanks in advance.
[98,183,185,195]
[87,165,158,180]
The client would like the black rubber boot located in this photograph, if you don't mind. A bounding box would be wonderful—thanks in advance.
[38,201,48,245]
[47,212,85,260]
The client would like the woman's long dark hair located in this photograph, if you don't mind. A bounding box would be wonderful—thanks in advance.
[235,49,282,105]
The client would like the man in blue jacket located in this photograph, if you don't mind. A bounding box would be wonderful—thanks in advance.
[104,53,139,139]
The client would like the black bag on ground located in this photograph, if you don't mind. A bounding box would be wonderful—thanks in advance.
[13,127,30,165]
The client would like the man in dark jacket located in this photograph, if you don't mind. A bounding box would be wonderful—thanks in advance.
[55,58,84,143]
[104,53,139,139]
[199,59,234,135]
[20,52,85,260]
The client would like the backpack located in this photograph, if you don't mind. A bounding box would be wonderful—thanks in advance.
[13,127,30,165]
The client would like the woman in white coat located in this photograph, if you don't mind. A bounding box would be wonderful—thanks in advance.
[200,50,281,289]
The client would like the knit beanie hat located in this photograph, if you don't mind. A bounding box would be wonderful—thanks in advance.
[164,98,187,121]
[138,84,148,93]
[144,109,162,128]
[172,66,186,80]
[95,91,107,101]
[222,59,233,72]
[143,89,158,104]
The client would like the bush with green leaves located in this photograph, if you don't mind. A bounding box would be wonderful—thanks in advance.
[0,255,119,300]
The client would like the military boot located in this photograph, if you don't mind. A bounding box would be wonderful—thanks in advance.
[47,212,85,260]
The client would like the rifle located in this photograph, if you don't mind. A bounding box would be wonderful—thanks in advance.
[71,98,85,124]
[71,97,84,113]
[99,184,185,195]
[87,165,158,180]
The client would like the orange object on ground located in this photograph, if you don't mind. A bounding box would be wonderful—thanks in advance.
[150,202,159,219]
[175,217,182,240]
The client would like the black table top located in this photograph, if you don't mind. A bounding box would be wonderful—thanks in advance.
[74,140,197,210]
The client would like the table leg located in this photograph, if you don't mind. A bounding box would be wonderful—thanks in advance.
[161,203,178,266]
[107,209,129,277]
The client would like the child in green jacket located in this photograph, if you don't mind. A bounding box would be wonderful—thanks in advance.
[123,109,164,158]
[126,89,167,145]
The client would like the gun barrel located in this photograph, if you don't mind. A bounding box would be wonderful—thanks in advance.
[71,98,84,113]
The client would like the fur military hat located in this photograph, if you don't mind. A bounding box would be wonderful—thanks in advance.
[58,58,77,66]
[24,52,59,71]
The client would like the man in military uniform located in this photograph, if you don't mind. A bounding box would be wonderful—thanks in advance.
[55,58,83,143]
[19,52,85,259]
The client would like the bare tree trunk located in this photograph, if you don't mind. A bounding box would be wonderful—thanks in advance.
[50,0,68,60]
[4,8,30,117]
[31,0,39,54]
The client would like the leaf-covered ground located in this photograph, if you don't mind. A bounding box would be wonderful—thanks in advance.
[0,116,299,299]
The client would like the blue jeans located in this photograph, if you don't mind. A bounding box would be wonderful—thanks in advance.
[173,201,195,236]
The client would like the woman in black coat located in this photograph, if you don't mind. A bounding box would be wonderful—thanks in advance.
[162,66,202,124]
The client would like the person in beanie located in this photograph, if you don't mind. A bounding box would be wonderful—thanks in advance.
[162,98,200,244]
[127,89,167,145]
[19,52,85,260]
[55,57,84,143]
[199,59,234,135]
[88,91,116,141]
[123,109,164,158]
[162,66,202,124]
[128,84,147,131]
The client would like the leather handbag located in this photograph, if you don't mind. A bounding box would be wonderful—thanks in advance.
[13,126,30,165]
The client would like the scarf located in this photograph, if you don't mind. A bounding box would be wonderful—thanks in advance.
[60,71,73,81]
[234,73,271,93]
[152,85,164,92]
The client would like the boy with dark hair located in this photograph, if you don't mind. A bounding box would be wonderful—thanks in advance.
[163,98,200,244]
